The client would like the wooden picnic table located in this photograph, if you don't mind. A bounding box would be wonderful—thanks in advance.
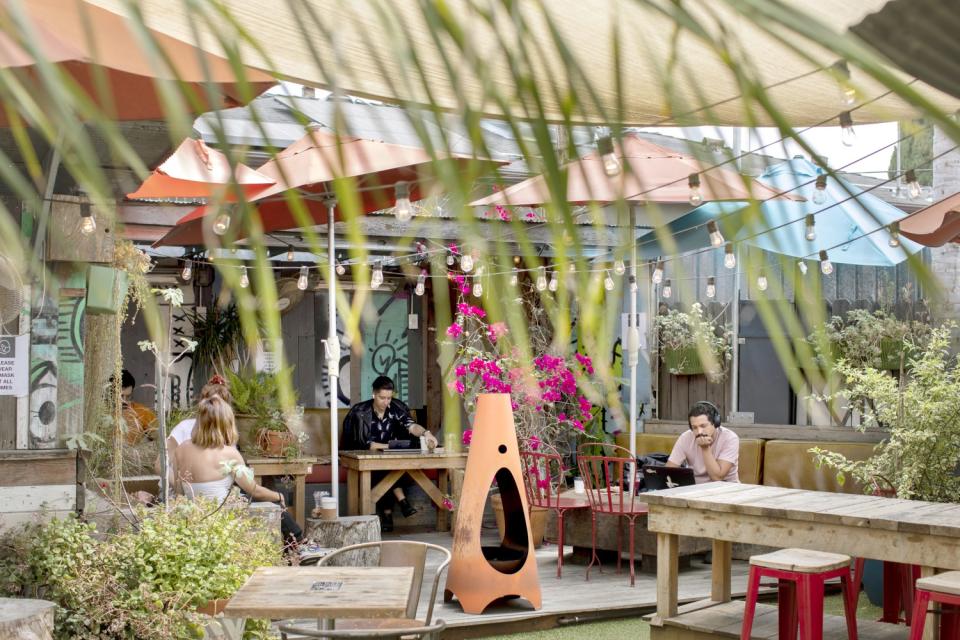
[216,566,415,639]
[247,456,317,530]
[340,450,467,531]
[644,482,960,640]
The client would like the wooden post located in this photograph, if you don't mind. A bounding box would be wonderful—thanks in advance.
[711,539,732,602]
[655,532,679,621]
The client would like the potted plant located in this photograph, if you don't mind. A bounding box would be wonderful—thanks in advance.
[226,367,300,457]
[654,303,732,382]
[809,309,931,372]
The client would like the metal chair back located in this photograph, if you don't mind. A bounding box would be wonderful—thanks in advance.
[519,449,569,510]
[576,442,639,516]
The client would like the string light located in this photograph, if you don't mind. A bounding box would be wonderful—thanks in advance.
[286,246,295,261]
[888,222,901,248]
[394,182,412,222]
[839,111,856,147]
[536,267,548,291]
[446,252,455,266]
[687,173,703,206]
[548,271,559,292]
[661,279,672,298]
[604,271,615,291]
[79,202,96,235]
[371,261,384,288]
[812,175,828,205]
[597,135,621,177]
[629,274,638,293]
[335,261,346,276]
[819,250,834,275]
[472,267,484,297]
[756,270,768,292]
[805,214,817,241]
[905,170,921,200]
[707,220,724,247]
[652,260,664,284]
[212,211,231,236]
[509,270,518,287]
[705,276,716,299]
[723,244,736,269]
[415,270,426,296]
[832,60,857,107]
[180,260,193,282]
[239,267,250,288]
[460,252,474,273]
[798,261,808,275]
[297,266,309,290]
[613,259,626,275]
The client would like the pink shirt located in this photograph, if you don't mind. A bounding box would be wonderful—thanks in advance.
[668,427,740,483]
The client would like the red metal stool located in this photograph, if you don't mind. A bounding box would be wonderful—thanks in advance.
[908,571,960,640]
[741,548,858,640]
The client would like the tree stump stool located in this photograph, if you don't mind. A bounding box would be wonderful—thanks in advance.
[305,515,381,566]
[0,598,55,640]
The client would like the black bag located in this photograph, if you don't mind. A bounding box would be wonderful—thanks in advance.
[627,452,671,491]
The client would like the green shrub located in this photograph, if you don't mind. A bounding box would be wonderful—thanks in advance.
[0,497,281,639]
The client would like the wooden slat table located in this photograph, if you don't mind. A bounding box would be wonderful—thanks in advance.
[247,457,317,530]
[340,450,467,531]
[644,482,960,640]
[220,566,414,640]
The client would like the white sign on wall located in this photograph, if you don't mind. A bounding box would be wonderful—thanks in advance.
[0,334,29,396]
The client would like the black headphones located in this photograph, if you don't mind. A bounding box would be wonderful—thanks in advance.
[691,400,722,429]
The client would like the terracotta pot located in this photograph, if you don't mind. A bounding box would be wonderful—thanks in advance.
[256,429,295,457]
[490,492,548,548]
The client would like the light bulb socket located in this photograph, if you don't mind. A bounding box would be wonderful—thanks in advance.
[815,175,827,191]
[839,111,854,129]
[832,60,851,81]
[596,135,615,157]
[688,173,701,189]
[394,181,410,200]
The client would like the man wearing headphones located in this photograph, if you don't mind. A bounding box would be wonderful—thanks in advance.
[666,400,740,483]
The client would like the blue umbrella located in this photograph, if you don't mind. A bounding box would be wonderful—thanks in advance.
[637,157,919,265]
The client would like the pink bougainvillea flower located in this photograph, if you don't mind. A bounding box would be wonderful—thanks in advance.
[449,243,459,255]
[529,435,541,450]
[442,498,455,511]
[537,478,549,489]
[446,323,463,338]
[455,365,467,377]
[488,322,508,342]
[462,429,473,446]
[572,419,584,431]
[454,380,466,394]
[528,465,540,477]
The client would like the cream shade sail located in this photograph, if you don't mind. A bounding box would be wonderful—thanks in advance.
[87,0,959,126]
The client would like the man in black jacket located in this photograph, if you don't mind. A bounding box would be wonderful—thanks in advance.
[341,376,437,531]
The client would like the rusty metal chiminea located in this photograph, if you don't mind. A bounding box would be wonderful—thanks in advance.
[444,393,542,614]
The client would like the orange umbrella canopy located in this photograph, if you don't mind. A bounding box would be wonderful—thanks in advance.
[155,126,504,246]
[127,138,275,201]
[0,0,274,121]
[470,135,793,207]
[898,192,960,247]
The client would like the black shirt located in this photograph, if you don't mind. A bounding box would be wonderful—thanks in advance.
[341,398,416,450]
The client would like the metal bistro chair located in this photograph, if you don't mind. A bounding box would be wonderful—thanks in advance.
[577,443,649,587]
[520,448,591,578]
[279,541,451,640]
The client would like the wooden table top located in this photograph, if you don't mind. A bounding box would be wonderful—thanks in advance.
[339,450,467,460]
[643,482,960,538]
[224,566,414,619]
[339,450,468,471]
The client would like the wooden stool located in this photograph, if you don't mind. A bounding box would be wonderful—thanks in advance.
[741,548,858,640]
[908,571,960,640]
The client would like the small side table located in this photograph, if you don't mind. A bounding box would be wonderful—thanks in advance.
[246,457,317,530]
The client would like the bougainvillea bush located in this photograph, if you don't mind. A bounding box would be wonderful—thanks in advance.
[446,276,600,455]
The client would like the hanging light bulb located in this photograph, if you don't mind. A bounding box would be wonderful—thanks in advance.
[833,60,857,107]
[597,135,621,177]
[212,211,231,236]
[371,261,384,288]
[335,261,346,276]
[239,267,250,288]
[688,173,703,206]
[79,202,96,235]
[286,246,295,261]
[603,271,615,291]
[472,267,484,297]
[180,260,193,282]
[613,259,625,275]
[629,274,638,293]
[757,271,768,292]
[805,214,817,241]
[812,175,828,205]
[707,220,724,247]
[297,266,309,290]
[905,170,921,200]
[509,270,518,287]
[548,271,559,292]
[415,270,427,296]
[652,260,664,284]
[888,222,901,248]
[819,250,834,275]
[798,261,808,275]
[446,252,455,266]
[394,182,413,222]
[723,244,736,269]
[661,279,672,299]
[460,252,474,273]
[839,111,856,147]
[536,267,548,291]
[705,276,716,299]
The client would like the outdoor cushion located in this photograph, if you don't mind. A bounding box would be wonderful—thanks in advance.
[762,440,875,493]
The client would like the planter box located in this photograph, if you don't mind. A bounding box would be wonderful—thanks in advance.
[661,346,704,375]
[879,338,908,371]
[86,266,128,315]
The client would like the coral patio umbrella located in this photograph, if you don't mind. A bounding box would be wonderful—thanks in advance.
[0,0,275,121]
[899,192,960,247]
[126,138,275,201]
[157,125,505,514]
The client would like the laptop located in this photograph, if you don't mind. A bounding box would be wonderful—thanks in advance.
[642,465,696,490]
[378,439,418,453]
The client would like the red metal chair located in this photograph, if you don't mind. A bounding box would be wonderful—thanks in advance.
[576,443,649,586]
[520,449,591,579]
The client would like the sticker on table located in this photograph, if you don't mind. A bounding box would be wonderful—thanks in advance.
[310,581,343,592]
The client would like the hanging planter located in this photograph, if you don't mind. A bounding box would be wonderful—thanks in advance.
[879,338,908,371]
[661,345,705,375]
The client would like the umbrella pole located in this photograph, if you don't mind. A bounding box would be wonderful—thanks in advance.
[730,246,741,413]
[627,207,639,493]
[325,199,340,515]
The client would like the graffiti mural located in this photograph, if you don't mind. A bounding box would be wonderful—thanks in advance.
[360,292,409,400]
[29,282,59,448]
[56,285,85,440]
